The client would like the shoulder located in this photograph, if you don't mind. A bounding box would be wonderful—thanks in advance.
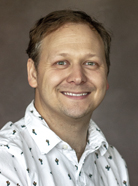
[106,145,130,184]
[0,119,29,184]
[107,145,127,166]
[0,118,26,152]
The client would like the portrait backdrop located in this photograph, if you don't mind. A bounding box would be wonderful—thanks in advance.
[0,0,137,185]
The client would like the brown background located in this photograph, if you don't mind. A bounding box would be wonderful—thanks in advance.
[0,0,137,185]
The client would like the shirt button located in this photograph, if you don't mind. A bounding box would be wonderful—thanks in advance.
[62,144,68,150]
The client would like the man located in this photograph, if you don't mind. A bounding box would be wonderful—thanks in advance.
[0,10,129,186]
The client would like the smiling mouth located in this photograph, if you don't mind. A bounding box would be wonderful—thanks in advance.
[62,92,90,96]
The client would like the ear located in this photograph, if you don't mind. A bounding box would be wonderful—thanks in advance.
[27,58,38,88]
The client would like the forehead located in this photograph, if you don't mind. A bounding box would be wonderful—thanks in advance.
[40,23,105,57]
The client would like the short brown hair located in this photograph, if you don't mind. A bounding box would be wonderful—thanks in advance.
[26,10,111,74]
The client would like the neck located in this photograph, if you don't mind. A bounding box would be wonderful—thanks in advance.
[49,117,90,161]
[38,108,91,161]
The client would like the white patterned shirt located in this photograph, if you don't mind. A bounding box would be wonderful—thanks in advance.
[0,101,129,186]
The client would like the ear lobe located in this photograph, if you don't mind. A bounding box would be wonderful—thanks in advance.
[27,58,38,88]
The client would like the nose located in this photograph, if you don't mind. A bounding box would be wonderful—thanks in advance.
[66,64,87,85]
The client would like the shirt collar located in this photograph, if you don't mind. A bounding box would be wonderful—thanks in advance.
[86,119,108,156]
[24,101,108,156]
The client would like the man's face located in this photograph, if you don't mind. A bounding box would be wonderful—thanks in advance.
[28,23,108,121]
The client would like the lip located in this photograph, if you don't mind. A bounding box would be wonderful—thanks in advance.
[61,91,91,100]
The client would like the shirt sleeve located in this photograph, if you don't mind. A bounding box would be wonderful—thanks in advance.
[0,148,27,186]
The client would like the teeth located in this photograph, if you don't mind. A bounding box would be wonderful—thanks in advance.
[63,92,88,96]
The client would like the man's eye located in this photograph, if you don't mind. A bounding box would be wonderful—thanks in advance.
[57,61,67,65]
[86,62,96,66]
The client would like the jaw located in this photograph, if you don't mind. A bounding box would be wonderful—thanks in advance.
[34,83,107,123]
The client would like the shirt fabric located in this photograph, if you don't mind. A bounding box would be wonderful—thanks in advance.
[0,101,129,186]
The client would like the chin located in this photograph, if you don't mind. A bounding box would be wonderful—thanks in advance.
[63,108,92,120]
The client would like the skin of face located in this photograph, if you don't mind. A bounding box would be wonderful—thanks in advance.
[27,23,108,124]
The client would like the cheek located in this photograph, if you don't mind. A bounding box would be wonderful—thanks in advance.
[88,71,107,88]
[99,78,107,93]
[40,71,66,90]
